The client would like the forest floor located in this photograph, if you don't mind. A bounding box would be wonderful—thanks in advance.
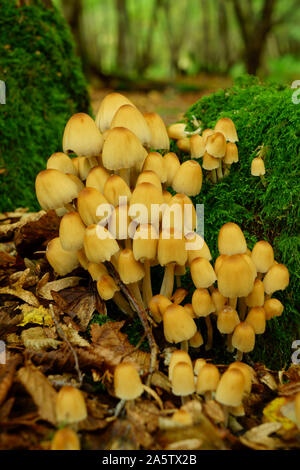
[89,73,232,124]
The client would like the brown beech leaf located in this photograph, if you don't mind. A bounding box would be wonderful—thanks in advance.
[90,322,150,373]
[240,422,283,450]
[0,306,24,338]
[0,251,16,267]
[21,327,62,351]
[37,276,82,300]
[0,268,39,307]
[0,210,46,242]
[278,380,300,397]
[0,356,22,406]
[14,210,60,257]
[17,363,57,425]
[51,286,98,329]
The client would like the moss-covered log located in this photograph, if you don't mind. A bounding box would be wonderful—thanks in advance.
[0,0,90,211]
[180,76,300,369]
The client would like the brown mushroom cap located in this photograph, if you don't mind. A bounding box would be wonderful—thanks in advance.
[232,322,255,353]
[218,222,247,256]
[263,263,289,295]
[35,169,79,210]
[192,288,215,317]
[251,157,265,176]
[245,307,266,334]
[111,104,151,146]
[264,298,284,320]
[190,257,217,289]
[215,368,245,407]
[214,117,238,143]
[51,428,80,450]
[217,306,240,334]
[251,241,274,273]
[169,350,193,381]
[95,92,134,132]
[46,237,79,276]
[196,364,220,394]
[56,386,87,424]
[163,304,197,343]
[114,363,144,400]
[143,112,170,150]
[172,160,203,196]
[59,212,86,252]
[63,113,103,157]
[171,362,195,396]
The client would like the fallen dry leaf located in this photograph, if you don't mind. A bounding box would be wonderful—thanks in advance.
[21,327,62,351]
[51,287,99,329]
[37,277,82,300]
[0,356,21,406]
[203,399,225,424]
[240,422,282,450]
[0,268,39,307]
[17,363,57,425]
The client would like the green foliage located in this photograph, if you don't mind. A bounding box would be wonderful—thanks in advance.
[183,75,300,369]
[0,0,90,211]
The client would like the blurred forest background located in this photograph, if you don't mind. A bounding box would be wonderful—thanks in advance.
[54,0,300,122]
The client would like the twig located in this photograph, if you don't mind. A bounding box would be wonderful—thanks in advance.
[49,304,84,386]
[106,262,158,386]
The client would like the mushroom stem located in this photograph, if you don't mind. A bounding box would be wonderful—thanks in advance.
[64,203,74,212]
[113,291,134,317]
[204,391,213,402]
[205,315,213,351]
[217,160,223,180]
[176,275,181,288]
[181,340,189,352]
[128,282,145,308]
[229,297,237,309]
[119,168,130,187]
[125,238,132,250]
[142,260,153,307]
[106,262,158,386]
[257,272,263,280]
[211,170,217,184]
[114,398,126,417]
[235,350,243,361]
[238,297,247,321]
[160,263,175,299]
[181,396,190,406]
[223,165,230,178]
[142,385,163,410]
[226,333,234,352]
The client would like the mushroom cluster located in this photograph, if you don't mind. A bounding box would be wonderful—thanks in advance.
[167,117,239,183]
[168,349,254,420]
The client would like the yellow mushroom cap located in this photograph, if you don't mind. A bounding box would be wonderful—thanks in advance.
[56,386,87,424]
[111,104,151,146]
[251,157,265,176]
[114,363,143,400]
[118,249,145,284]
[35,169,79,210]
[192,288,215,317]
[295,392,300,429]
[245,307,266,334]
[171,362,195,396]
[215,368,245,407]
[245,278,265,307]
[190,257,217,289]
[263,263,289,295]
[163,304,197,343]
[217,254,254,298]
[103,174,131,207]
[148,294,172,323]
[202,128,215,143]
[136,170,162,193]
[133,224,158,262]
[217,306,240,334]
[163,152,181,186]
[162,193,197,235]
[97,274,119,300]
[51,428,80,450]
[193,358,207,376]
[47,152,77,175]
[172,409,193,426]
[63,113,103,157]
[214,117,238,143]
[211,288,228,313]
[228,362,254,394]
[169,350,193,381]
[142,152,167,183]
[167,122,187,140]
[205,132,226,158]
[176,137,190,153]
[77,187,112,227]
[190,134,205,159]
[232,322,255,353]
[46,237,79,276]
[83,224,119,263]
[186,232,212,264]
[102,127,146,171]
[218,222,247,255]
[157,228,187,267]
[143,112,170,150]
[59,212,86,252]
[196,364,220,394]
[251,241,274,273]
[86,165,110,193]
[130,182,164,226]
[224,142,239,164]
[264,298,284,320]
[87,262,108,281]
[95,92,134,132]
[77,248,89,270]
[189,331,204,348]
[172,160,202,196]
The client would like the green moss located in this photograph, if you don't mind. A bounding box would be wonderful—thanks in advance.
[0,0,90,212]
[182,76,300,369]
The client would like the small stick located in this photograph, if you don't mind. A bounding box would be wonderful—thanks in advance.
[49,304,83,385]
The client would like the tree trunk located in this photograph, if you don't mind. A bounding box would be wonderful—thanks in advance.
[115,0,130,73]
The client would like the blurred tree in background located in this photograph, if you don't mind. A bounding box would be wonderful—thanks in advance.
[55,0,300,85]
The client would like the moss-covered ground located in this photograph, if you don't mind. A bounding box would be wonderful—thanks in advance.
[0,0,90,211]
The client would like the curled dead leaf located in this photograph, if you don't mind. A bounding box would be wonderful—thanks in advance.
[37,277,82,300]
